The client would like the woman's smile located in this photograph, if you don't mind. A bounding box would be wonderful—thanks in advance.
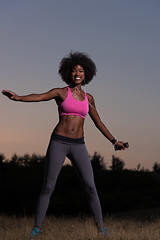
[71,65,85,84]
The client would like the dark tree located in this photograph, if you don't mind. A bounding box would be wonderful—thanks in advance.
[110,155,125,171]
[153,162,160,173]
[11,153,18,165]
[0,153,5,166]
[9,153,45,167]
[91,152,106,170]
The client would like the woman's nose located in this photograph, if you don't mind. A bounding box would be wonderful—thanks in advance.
[75,71,79,76]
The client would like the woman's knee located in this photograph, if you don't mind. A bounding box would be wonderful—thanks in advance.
[85,183,97,196]
[41,182,55,195]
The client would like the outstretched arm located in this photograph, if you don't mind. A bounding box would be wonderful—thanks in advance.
[87,93,126,150]
[2,88,60,102]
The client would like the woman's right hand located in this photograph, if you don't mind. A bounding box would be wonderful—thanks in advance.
[2,90,19,101]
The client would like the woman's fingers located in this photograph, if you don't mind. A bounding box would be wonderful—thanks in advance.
[2,90,15,99]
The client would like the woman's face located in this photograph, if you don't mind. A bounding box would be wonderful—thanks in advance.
[71,65,85,85]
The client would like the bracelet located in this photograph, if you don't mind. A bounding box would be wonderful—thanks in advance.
[111,138,118,145]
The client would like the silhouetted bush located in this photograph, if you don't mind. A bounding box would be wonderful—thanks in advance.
[153,162,160,173]
[9,153,45,167]
[0,153,5,166]
[91,152,106,170]
[110,155,125,171]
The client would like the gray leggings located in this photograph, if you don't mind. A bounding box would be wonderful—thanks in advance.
[35,135,103,228]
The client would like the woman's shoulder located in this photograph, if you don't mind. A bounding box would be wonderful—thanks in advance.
[86,92,94,101]
[54,86,68,101]
[50,86,67,94]
[59,86,68,95]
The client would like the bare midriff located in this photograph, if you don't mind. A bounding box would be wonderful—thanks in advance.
[53,115,85,138]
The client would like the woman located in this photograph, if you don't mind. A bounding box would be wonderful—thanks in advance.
[2,52,127,238]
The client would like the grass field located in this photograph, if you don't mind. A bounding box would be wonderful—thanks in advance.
[1,211,160,240]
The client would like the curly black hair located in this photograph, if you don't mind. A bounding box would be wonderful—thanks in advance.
[58,52,97,85]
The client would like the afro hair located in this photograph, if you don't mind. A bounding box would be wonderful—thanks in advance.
[58,51,97,85]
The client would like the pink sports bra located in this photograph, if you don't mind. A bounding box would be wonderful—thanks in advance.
[58,87,89,119]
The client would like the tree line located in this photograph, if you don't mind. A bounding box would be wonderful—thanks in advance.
[1,152,160,215]
[0,152,160,172]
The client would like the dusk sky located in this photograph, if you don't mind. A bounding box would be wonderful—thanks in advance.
[1,0,160,170]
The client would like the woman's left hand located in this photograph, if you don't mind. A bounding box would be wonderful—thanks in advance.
[114,141,128,151]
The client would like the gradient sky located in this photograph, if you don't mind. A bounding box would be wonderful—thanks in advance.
[1,0,160,170]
